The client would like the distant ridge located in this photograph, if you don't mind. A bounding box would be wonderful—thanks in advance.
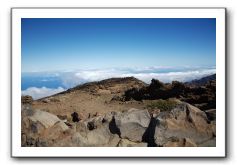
[40,77,146,99]
[72,77,146,90]
[185,74,216,86]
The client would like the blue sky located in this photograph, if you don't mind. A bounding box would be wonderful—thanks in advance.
[21,18,216,72]
[21,18,216,99]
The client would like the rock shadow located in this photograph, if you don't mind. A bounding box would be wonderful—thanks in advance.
[109,116,121,137]
[142,117,158,147]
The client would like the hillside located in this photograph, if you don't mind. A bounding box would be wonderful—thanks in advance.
[31,77,147,120]
[53,77,147,96]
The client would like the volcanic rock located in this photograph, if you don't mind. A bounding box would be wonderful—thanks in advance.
[154,103,215,146]
[22,95,33,104]
[114,108,151,142]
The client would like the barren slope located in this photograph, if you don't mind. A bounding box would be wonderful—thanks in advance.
[32,77,147,120]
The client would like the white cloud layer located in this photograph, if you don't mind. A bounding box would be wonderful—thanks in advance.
[122,69,216,83]
[22,66,216,99]
[22,87,65,100]
[64,68,216,87]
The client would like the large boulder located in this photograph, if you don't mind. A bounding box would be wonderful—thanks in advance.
[85,126,120,147]
[28,110,68,129]
[21,109,69,146]
[115,108,151,142]
[154,103,215,146]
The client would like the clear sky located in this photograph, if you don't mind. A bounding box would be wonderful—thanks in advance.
[21,18,216,72]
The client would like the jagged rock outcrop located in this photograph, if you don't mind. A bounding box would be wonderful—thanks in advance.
[123,75,216,111]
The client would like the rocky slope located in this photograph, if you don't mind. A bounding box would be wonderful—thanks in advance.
[21,75,216,147]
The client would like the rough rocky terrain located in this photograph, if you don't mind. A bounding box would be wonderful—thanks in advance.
[21,75,216,147]
[124,77,216,110]
[21,103,215,147]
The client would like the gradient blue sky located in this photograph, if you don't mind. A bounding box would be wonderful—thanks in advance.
[21,18,216,72]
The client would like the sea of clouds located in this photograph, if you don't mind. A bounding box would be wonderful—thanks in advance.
[21,87,65,100]
[22,66,216,100]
